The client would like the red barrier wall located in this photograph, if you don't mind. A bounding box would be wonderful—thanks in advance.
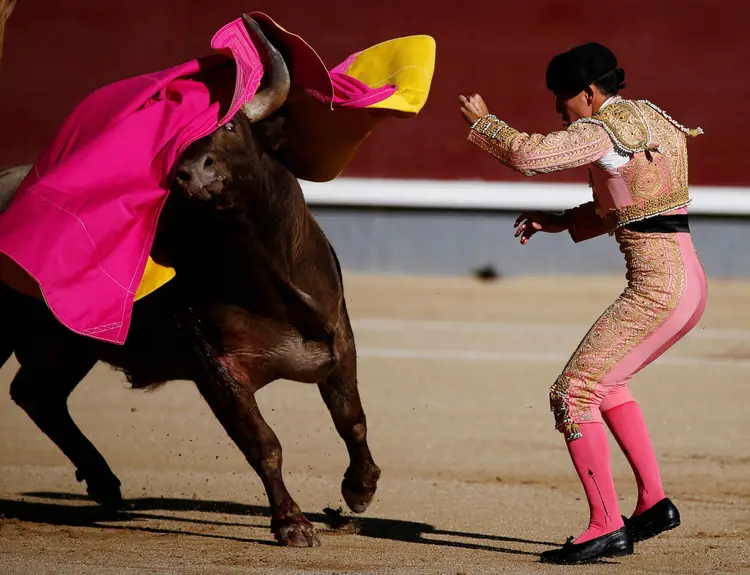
[0,1,744,185]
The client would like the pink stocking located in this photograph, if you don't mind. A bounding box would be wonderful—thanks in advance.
[567,422,624,543]
[603,401,665,516]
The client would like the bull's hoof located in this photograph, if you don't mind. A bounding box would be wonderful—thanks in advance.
[272,516,321,547]
[75,469,124,510]
[342,462,381,514]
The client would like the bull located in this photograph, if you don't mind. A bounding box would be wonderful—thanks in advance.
[0,17,380,547]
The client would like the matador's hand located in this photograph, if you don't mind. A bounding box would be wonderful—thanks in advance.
[459,93,490,125]
[514,211,569,245]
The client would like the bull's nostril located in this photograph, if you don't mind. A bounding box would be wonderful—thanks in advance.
[203,156,215,169]
[175,170,191,183]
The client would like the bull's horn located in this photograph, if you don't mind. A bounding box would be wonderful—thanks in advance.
[241,14,291,123]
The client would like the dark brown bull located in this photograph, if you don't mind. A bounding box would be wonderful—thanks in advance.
[0,16,380,547]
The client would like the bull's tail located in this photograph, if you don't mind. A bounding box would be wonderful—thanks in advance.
[325,236,352,330]
[250,232,337,348]
[275,276,338,346]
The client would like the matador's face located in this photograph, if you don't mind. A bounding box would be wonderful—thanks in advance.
[555,89,594,128]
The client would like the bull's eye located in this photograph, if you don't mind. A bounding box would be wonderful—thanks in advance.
[224,121,235,132]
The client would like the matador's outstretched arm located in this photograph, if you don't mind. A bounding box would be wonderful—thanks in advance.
[468,114,612,177]
[468,114,615,241]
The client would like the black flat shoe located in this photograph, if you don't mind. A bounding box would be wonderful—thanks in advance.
[540,527,633,564]
[623,498,681,542]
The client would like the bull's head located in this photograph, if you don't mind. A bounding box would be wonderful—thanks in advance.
[173,15,291,201]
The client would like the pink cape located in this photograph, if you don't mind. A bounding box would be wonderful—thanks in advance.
[0,16,395,345]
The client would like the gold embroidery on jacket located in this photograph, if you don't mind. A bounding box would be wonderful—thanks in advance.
[607,100,698,227]
[468,114,611,176]
[577,100,658,155]
[468,100,703,230]
[581,99,702,228]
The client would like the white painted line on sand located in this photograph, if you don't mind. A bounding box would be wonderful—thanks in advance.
[351,318,750,342]
[356,347,750,369]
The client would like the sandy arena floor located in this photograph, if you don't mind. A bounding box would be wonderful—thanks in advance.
[0,273,748,574]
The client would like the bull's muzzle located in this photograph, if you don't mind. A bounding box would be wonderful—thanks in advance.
[174,153,221,197]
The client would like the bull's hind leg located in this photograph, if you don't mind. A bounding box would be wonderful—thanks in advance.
[318,325,380,514]
[193,368,320,547]
[10,354,123,508]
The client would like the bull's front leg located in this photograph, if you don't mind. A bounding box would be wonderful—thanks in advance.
[193,364,320,547]
[318,330,380,514]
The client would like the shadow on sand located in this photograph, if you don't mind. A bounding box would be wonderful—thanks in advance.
[0,491,569,558]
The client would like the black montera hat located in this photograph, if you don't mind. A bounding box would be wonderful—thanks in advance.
[545,42,625,95]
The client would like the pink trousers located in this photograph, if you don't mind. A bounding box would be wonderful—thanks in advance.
[550,229,708,441]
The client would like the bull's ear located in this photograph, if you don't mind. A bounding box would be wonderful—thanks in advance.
[258,112,288,152]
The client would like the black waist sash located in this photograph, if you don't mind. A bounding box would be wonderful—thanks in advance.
[622,214,690,233]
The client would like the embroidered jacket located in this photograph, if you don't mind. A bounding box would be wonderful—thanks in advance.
[468,96,703,242]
